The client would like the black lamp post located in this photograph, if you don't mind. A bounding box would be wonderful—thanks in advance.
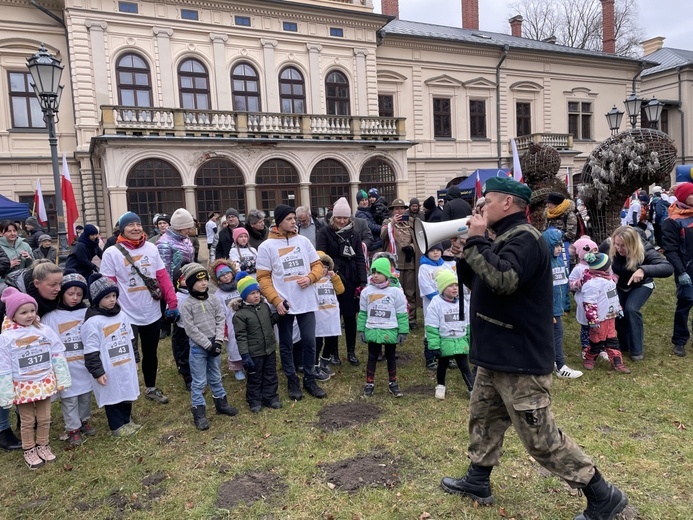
[643,97,664,129]
[623,92,643,129]
[604,93,664,134]
[26,44,68,258]
[605,105,624,136]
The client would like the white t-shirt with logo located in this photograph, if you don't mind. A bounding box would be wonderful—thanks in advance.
[256,234,320,314]
[214,288,241,362]
[100,242,165,326]
[569,263,589,325]
[314,276,341,337]
[359,284,407,330]
[582,276,622,322]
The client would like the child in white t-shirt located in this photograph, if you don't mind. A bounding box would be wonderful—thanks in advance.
[209,259,244,380]
[314,252,344,379]
[229,228,258,278]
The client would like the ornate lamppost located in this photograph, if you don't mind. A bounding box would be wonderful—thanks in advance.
[26,44,68,257]
[605,92,664,135]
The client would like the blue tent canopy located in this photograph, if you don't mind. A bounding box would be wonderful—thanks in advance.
[0,194,31,221]
[456,169,510,198]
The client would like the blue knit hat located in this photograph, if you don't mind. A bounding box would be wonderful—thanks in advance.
[118,211,141,229]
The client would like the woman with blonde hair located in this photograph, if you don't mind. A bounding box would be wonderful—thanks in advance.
[609,226,673,360]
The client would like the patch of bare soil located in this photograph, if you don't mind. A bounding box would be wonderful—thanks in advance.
[320,452,400,493]
[72,474,168,516]
[316,402,381,432]
[216,471,286,509]
[142,472,166,487]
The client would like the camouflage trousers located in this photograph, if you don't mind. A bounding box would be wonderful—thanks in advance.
[468,367,594,488]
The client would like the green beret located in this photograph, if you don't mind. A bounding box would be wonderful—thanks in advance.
[482,177,532,203]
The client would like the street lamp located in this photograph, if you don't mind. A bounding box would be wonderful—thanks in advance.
[623,92,643,129]
[643,97,664,129]
[26,44,68,258]
[605,105,624,135]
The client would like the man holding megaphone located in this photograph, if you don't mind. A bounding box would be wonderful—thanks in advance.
[440,177,628,520]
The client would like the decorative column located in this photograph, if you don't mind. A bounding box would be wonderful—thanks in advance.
[245,184,257,212]
[210,33,231,110]
[306,44,322,114]
[350,180,361,210]
[108,187,128,225]
[183,186,197,217]
[153,27,175,107]
[85,20,109,109]
[353,48,369,116]
[299,182,311,208]
[261,39,279,113]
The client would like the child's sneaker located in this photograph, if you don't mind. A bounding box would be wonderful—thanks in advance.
[234,370,246,381]
[80,420,96,436]
[426,359,438,371]
[388,381,403,398]
[363,383,374,398]
[599,351,610,362]
[556,365,583,379]
[583,351,598,370]
[435,384,446,400]
[67,429,83,447]
[24,447,45,470]
[35,444,56,462]
[145,387,169,404]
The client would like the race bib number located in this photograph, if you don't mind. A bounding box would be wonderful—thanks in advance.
[282,258,305,271]
[444,312,459,323]
[18,351,50,375]
[318,287,335,296]
[64,341,84,354]
[369,308,391,319]
[108,343,131,364]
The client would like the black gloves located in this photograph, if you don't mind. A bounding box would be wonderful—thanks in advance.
[209,341,222,357]
[403,245,415,263]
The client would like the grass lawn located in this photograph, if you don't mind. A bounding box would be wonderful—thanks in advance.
[1,274,691,519]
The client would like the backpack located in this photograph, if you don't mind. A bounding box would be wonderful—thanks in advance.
[563,210,588,238]
[653,198,670,224]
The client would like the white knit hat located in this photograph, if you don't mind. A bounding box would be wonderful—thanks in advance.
[170,208,195,231]
[332,197,351,218]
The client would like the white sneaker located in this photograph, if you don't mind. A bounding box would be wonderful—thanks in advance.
[599,351,609,362]
[435,384,446,399]
[556,365,583,379]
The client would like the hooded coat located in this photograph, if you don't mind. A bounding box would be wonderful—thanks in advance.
[65,233,101,280]
[441,186,473,222]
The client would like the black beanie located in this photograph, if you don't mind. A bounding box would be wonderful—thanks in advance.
[274,204,295,227]
[547,192,566,205]
[423,196,436,210]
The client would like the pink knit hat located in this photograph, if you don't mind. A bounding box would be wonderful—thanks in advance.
[332,197,351,218]
[232,227,249,242]
[574,236,598,262]
[1,287,37,320]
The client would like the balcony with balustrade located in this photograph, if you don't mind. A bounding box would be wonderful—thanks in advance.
[100,106,406,141]
[510,133,574,153]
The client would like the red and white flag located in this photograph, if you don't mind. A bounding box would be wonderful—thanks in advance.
[33,179,48,226]
[61,152,79,244]
[511,139,524,183]
[475,171,483,199]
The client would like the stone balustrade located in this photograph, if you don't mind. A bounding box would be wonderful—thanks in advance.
[512,133,574,152]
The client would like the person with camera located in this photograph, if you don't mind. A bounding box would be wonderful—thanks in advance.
[100,212,178,405]
[380,199,419,328]
[441,177,628,520]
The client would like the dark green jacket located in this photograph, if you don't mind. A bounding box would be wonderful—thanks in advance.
[231,299,278,357]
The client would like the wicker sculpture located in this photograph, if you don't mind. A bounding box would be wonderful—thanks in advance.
[578,129,677,243]
[518,143,567,230]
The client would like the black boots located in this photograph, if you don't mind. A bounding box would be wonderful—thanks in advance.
[441,464,494,505]
[347,349,359,366]
[191,405,209,431]
[213,395,238,416]
[574,468,628,520]
[304,379,326,399]
[0,428,21,451]
[287,374,303,401]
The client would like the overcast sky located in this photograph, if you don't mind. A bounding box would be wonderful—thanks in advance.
[372,0,691,51]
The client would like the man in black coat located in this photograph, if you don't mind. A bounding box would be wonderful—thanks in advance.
[215,207,241,259]
[441,177,628,520]
[422,196,442,223]
[24,216,45,250]
[441,186,473,222]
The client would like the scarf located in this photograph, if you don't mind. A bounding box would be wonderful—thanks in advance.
[58,299,87,311]
[369,277,391,290]
[117,234,147,249]
[1,315,40,332]
[189,288,209,300]
[669,201,693,218]
[217,281,237,293]
[84,303,122,322]
[546,199,571,219]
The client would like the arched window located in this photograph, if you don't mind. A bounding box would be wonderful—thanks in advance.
[231,63,261,112]
[279,67,306,114]
[116,53,152,107]
[310,159,350,217]
[256,159,300,215]
[127,159,184,232]
[359,158,396,203]
[325,70,350,116]
[195,160,246,221]
[179,58,210,110]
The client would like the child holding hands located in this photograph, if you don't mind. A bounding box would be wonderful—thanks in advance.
[357,257,409,398]
[0,288,71,469]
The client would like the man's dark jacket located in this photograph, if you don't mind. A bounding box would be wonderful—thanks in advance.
[441,186,473,222]
[457,211,554,375]
[215,226,235,259]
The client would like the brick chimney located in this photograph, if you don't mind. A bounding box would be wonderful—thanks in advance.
[381,0,399,18]
[509,15,523,37]
[462,0,479,30]
[600,0,615,54]
[641,36,666,56]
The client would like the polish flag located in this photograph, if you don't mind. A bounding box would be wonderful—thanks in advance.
[475,171,482,198]
[33,179,48,226]
[61,152,79,244]
[511,139,524,183]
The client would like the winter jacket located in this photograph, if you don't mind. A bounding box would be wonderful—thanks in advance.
[357,282,408,344]
[0,248,10,280]
[156,228,195,282]
[424,293,470,357]
[0,268,60,322]
[316,222,368,317]
[26,227,45,251]
[441,186,473,222]
[661,203,693,278]
[65,234,101,280]
[179,293,225,349]
[32,246,57,264]
[245,223,269,250]
[543,228,570,316]
[380,219,418,270]
[231,299,278,358]
[352,217,375,252]
[611,241,673,292]
[215,226,236,259]
[355,206,383,251]
[0,236,34,281]
[457,211,555,375]
[424,206,443,223]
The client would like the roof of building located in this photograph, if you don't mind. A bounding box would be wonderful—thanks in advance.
[381,19,647,64]
[642,47,693,76]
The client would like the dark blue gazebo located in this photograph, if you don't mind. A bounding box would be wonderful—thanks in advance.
[0,194,31,221]
[456,169,510,198]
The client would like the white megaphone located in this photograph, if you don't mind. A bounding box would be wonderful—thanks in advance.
[414,217,472,253]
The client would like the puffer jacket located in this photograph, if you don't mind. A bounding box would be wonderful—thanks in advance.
[611,241,673,292]
[231,298,278,357]
[355,206,383,251]
[542,228,570,316]
[0,236,34,281]
[65,234,100,280]
[156,228,195,281]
